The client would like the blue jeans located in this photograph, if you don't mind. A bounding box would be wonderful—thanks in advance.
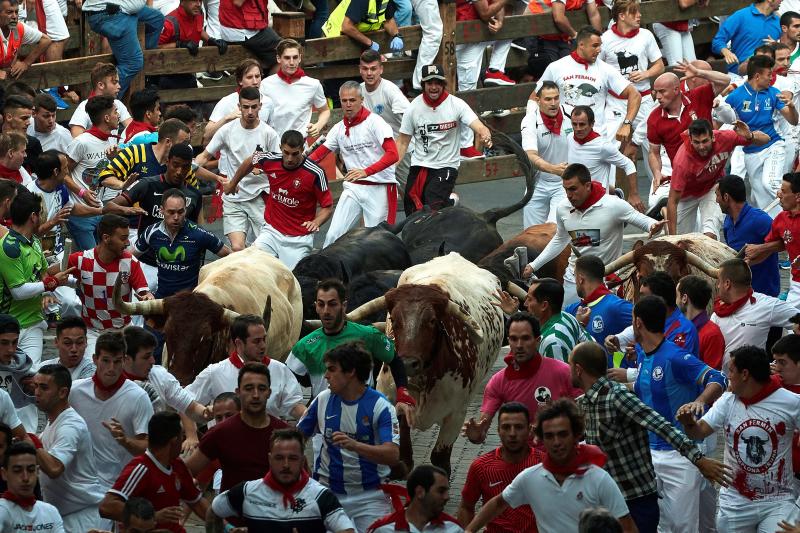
[393,0,413,27]
[87,8,164,97]
[67,215,102,251]
[307,0,329,38]
[626,493,659,533]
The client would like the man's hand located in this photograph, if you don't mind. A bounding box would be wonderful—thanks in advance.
[302,220,321,233]
[615,123,633,144]
[102,418,128,447]
[649,220,668,237]
[487,16,502,33]
[223,180,239,195]
[177,40,200,56]
[549,162,568,176]
[9,60,29,79]
[461,417,488,444]
[575,306,591,327]
[82,189,101,208]
[52,267,76,286]
[344,169,367,182]
[492,288,520,315]
[604,335,621,352]
[607,367,629,382]
[331,431,360,451]
[777,520,800,533]
[154,506,184,524]
[105,146,119,160]
[224,109,242,122]
[674,59,700,80]
[695,456,732,486]
[138,291,155,301]
[307,122,322,138]
[721,48,739,65]
[628,193,645,213]
[50,206,72,225]
[522,264,534,279]
[395,402,416,427]
[733,119,753,140]
[390,36,404,51]
[679,401,707,418]
[120,172,140,191]
[629,71,646,83]
[121,205,148,217]
[181,435,199,456]
[676,402,701,427]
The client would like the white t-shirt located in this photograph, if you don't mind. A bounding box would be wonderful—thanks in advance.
[65,132,118,204]
[711,292,800,373]
[520,100,572,183]
[325,112,396,184]
[502,463,629,533]
[260,74,327,137]
[36,357,96,381]
[206,120,280,202]
[538,55,631,137]
[703,389,800,504]
[0,387,20,429]
[400,94,479,169]
[69,99,131,131]
[186,357,303,419]
[567,134,636,189]
[82,0,145,13]
[0,500,64,533]
[68,378,153,490]
[209,91,274,125]
[26,123,72,152]
[361,80,409,137]
[26,180,73,255]
[39,407,105,515]
[133,364,194,414]
[599,28,662,94]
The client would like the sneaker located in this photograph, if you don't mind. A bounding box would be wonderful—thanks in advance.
[780,259,792,270]
[47,87,69,110]
[484,69,516,86]
[614,188,625,200]
[481,108,511,118]
[510,39,527,51]
[460,147,485,159]
[197,71,224,81]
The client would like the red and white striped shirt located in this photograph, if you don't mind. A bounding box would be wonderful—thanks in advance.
[67,248,149,330]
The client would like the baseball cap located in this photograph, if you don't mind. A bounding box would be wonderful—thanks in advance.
[421,64,446,83]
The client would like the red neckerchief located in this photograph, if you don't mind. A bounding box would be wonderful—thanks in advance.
[1,491,36,509]
[344,107,370,137]
[423,90,449,110]
[610,23,638,38]
[88,90,97,97]
[228,352,271,368]
[541,108,564,135]
[277,67,306,84]
[85,126,113,141]
[576,181,606,211]
[92,372,127,396]
[570,51,591,70]
[581,284,611,305]
[367,508,461,532]
[542,443,607,477]
[262,470,310,509]
[741,374,782,407]
[124,120,157,142]
[780,376,800,394]
[0,164,22,183]
[713,289,755,317]
[503,353,542,380]
[573,130,601,145]
[123,370,147,381]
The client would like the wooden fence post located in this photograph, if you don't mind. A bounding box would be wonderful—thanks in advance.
[437,0,457,89]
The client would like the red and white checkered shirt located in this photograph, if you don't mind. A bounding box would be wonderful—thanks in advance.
[68,248,149,331]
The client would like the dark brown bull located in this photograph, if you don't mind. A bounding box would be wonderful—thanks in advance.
[478,223,570,286]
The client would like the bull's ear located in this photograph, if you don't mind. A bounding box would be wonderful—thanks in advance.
[633,240,645,250]
[339,261,350,286]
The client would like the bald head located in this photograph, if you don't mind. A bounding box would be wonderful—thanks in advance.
[653,73,681,109]
[654,72,679,89]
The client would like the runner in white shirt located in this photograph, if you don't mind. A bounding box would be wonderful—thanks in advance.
[522,163,664,306]
[203,58,274,145]
[0,387,26,440]
[567,105,641,210]
[27,93,71,152]
[37,317,96,381]
[69,331,153,491]
[0,443,64,533]
[195,86,280,252]
[397,64,492,215]
[710,259,800,373]
[678,345,799,533]
[311,82,400,247]
[259,39,330,138]
[538,25,640,141]
[186,314,305,420]
[520,83,571,227]
[33,364,105,532]
[68,63,132,137]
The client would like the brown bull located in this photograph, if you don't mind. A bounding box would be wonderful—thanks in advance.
[478,223,570,284]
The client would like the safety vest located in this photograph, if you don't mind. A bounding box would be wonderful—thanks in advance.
[322,0,388,37]
[0,23,24,69]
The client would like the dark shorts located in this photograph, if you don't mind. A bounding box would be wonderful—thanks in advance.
[626,492,660,533]
[404,166,458,215]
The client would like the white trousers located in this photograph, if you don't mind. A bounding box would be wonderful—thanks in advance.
[62,505,104,533]
[253,222,314,270]
[652,448,702,533]
[337,489,393,533]
[19,320,46,366]
[785,138,798,174]
[455,40,512,91]
[523,179,565,228]
[563,277,579,307]
[730,145,746,178]
[40,0,69,40]
[745,142,786,214]
[676,187,724,237]
[717,496,796,533]
[652,23,696,65]
[323,182,393,247]
[411,0,443,90]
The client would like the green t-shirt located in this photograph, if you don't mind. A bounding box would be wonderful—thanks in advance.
[286,321,395,396]
[0,230,48,328]
[540,311,592,363]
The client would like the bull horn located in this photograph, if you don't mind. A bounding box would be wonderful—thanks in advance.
[346,296,387,323]
[306,319,322,328]
[221,308,241,325]
[685,250,720,279]
[604,251,637,275]
[262,295,272,333]
[446,301,484,341]
[112,272,164,315]
[506,282,528,301]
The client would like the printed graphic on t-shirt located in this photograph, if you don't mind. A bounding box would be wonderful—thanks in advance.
[615,51,640,76]
[416,122,457,153]
[569,229,601,247]
[732,418,779,474]
[0,371,11,393]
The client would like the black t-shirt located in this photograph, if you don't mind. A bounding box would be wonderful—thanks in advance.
[345,0,396,23]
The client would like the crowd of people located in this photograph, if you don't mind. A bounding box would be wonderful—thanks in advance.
[0,0,799,531]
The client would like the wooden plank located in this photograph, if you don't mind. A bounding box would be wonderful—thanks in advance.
[159,84,236,104]
[458,83,535,112]
[306,58,417,80]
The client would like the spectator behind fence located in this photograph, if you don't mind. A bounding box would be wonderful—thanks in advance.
[0,0,51,80]
[69,63,133,138]
[713,0,781,74]
[321,0,402,55]
[30,0,68,62]
[217,0,280,68]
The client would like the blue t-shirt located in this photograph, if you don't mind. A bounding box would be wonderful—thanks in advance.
[723,203,780,297]
[634,339,724,451]
[725,83,784,153]
[134,220,225,298]
[566,292,632,344]
[623,308,699,369]
[712,4,781,73]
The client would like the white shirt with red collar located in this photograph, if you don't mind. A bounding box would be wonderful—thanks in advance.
[566,132,636,189]
[369,509,463,533]
[520,100,571,184]
[0,498,64,533]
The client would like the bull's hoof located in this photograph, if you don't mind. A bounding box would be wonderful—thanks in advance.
[430,447,452,477]
[389,460,413,480]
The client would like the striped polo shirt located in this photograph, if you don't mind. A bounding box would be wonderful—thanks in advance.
[540,311,593,362]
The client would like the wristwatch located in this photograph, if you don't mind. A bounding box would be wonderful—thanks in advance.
[623,119,633,126]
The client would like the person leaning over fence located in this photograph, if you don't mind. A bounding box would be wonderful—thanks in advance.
[69,63,133,138]
[321,0,402,55]
[217,0,280,69]
[0,0,51,80]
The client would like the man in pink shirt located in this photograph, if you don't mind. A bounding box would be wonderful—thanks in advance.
[667,118,768,237]
[462,312,581,444]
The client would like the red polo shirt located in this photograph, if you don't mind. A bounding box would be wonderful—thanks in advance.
[670,130,749,198]
[647,83,715,164]
[159,6,204,44]
[766,209,800,282]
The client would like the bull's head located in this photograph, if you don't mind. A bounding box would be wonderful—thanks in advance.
[346,284,483,378]
[112,276,272,385]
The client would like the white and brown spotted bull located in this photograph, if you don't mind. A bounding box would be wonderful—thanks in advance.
[605,233,736,302]
[345,252,505,474]
[113,247,303,385]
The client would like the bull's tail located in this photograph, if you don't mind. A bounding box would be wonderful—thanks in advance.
[480,129,537,226]
[379,206,432,234]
